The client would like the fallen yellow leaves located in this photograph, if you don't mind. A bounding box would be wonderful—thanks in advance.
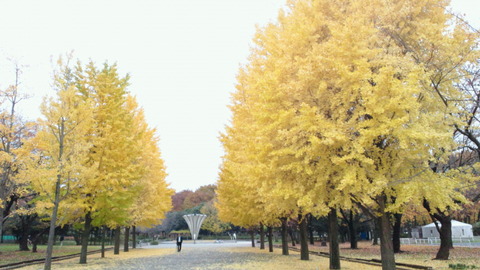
[21,248,176,270]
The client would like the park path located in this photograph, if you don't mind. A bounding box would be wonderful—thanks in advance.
[102,241,281,270]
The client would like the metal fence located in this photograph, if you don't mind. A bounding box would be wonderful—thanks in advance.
[399,236,480,246]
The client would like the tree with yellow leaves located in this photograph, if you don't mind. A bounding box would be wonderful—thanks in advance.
[0,63,33,245]
[217,65,301,256]
[124,95,173,249]
[220,0,478,269]
[18,57,94,270]
[69,61,146,262]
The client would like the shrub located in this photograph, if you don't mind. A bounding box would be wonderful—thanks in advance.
[473,222,480,236]
[150,241,159,245]
[449,263,477,269]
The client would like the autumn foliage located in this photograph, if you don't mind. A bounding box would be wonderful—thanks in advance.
[13,58,173,266]
[217,0,479,269]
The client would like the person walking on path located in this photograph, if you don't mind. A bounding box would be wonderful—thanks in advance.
[176,234,183,252]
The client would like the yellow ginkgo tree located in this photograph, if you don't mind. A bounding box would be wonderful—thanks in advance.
[18,58,94,270]
[72,61,146,262]
[124,95,173,247]
[220,0,478,269]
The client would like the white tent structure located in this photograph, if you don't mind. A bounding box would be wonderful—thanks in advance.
[421,220,473,238]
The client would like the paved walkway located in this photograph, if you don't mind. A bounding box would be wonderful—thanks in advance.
[103,241,273,270]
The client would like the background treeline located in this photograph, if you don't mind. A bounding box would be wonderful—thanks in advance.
[144,184,231,238]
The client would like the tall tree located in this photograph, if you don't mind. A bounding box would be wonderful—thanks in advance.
[20,57,93,269]
[125,96,173,230]
[56,61,145,263]
[200,200,231,234]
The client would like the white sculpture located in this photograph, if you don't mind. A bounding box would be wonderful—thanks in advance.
[183,214,207,244]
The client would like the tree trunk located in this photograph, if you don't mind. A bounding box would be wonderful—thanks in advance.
[393,213,402,253]
[74,233,81,245]
[31,228,48,254]
[267,226,273,252]
[132,226,136,249]
[328,208,340,269]
[259,223,265,250]
[101,226,106,258]
[372,219,379,245]
[124,227,130,252]
[249,229,255,247]
[0,211,4,244]
[44,172,62,270]
[114,227,121,255]
[19,234,29,251]
[435,218,452,260]
[19,217,29,251]
[79,212,92,264]
[307,215,315,245]
[299,214,309,261]
[347,211,358,249]
[378,196,396,270]
[289,227,296,247]
[423,199,452,260]
[281,218,289,255]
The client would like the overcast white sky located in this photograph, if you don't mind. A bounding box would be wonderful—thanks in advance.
[0,0,479,192]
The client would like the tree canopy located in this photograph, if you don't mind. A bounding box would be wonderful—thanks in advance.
[216,0,479,267]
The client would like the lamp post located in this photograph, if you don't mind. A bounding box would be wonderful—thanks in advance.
[183,214,207,244]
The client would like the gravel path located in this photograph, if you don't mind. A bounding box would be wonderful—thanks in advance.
[102,241,275,270]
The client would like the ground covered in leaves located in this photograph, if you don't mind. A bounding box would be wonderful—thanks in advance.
[18,245,378,270]
[6,240,480,269]
[0,244,89,265]
[310,241,480,269]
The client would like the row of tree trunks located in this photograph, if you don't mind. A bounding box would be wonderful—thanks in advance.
[78,216,138,264]
[267,204,448,269]
[340,209,359,249]
[274,208,407,269]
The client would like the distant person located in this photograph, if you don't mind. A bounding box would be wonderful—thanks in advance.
[176,234,183,252]
[59,235,64,246]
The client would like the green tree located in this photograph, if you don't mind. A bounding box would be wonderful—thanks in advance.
[200,201,230,234]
